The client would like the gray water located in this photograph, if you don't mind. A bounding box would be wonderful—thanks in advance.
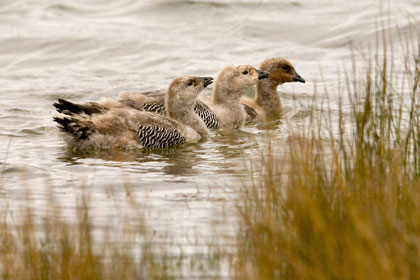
[0,0,419,243]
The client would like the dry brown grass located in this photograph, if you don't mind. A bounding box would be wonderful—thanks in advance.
[231,32,420,280]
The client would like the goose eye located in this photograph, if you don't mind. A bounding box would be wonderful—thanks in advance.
[187,80,194,86]
[282,65,290,72]
[242,70,248,75]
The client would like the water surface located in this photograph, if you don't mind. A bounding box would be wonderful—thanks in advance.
[0,0,419,244]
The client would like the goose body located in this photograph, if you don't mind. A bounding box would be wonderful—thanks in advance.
[54,76,213,149]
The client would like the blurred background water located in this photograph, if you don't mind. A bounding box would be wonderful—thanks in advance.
[0,0,419,244]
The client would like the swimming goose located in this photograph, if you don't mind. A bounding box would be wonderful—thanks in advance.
[53,76,213,149]
[202,64,269,129]
[241,57,305,120]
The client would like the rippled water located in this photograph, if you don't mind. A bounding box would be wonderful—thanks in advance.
[0,0,419,241]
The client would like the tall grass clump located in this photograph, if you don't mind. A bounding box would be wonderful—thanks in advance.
[233,37,420,279]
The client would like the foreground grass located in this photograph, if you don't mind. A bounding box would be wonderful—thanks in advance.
[0,185,222,280]
[233,37,420,278]
[1,33,420,280]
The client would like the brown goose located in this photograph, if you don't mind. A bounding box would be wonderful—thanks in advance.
[241,57,305,120]
[53,76,213,149]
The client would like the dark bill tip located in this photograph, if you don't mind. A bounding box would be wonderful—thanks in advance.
[257,70,270,80]
[199,77,214,88]
[293,73,305,83]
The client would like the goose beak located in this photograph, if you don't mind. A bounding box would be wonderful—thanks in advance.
[293,73,305,83]
[199,77,214,88]
[257,70,270,80]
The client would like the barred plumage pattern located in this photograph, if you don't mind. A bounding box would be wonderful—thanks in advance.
[141,103,166,115]
[141,101,220,130]
[138,123,186,148]
[194,102,220,130]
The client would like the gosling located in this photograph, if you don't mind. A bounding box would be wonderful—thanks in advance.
[201,64,269,129]
[53,76,213,149]
[241,57,305,121]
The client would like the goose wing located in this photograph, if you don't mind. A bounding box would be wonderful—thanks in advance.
[194,101,220,130]
[136,112,187,149]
